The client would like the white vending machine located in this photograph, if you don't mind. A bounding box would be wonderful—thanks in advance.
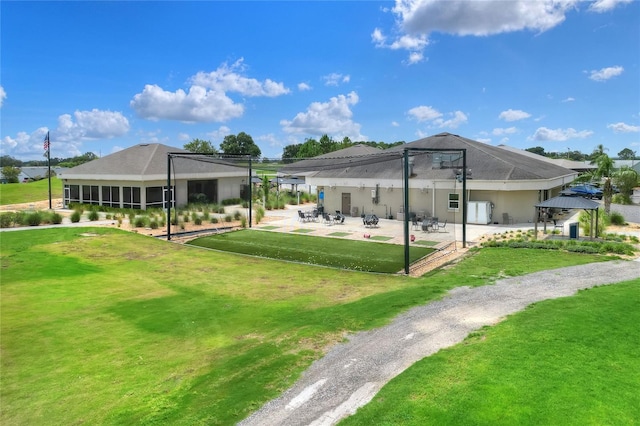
[467,201,493,224]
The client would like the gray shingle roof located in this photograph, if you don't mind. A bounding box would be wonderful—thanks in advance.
[535,196,600,210]
[60,143,247,180]
[302,133,575,181]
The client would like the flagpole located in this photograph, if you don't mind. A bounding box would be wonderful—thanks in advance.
[46,131,52,210]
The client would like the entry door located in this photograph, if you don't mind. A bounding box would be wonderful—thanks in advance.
[341,192,351,215]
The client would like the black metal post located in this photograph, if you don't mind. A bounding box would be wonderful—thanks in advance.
[248,156,252,228]
[167,154,172,240]
[461,148,467,248]
[403,149,410,275]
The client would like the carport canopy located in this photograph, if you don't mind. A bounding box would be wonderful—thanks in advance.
[534,195,600,239]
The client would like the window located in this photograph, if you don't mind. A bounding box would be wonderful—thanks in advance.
[448,193,460,211]
[65,185,80,206]
[145,186,164,208]
[102,186,120,208]
[123,186,141,209]
[82,185,99,205]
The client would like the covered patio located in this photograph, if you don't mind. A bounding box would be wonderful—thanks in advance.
[534,196,600,240]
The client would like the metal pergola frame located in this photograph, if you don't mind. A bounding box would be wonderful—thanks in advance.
[402,148,467,275]
[166,152,253,241]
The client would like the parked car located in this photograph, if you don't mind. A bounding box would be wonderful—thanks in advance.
[567,184,603,199]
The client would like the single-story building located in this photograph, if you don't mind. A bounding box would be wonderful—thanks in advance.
[281,133,578,224]
[59,143,249,209]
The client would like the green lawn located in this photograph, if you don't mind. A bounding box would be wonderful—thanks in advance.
[343,278,640,425]
[0,177,62,205]
[188,229,434,273]
[0,228,617,425]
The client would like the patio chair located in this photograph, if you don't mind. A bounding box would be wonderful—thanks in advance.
[323,212,334,225]
[553,219,564,235]
[411,215,420,230]
[502,212,514,224]
[363,214,379,228]
[436,219,448,232]
[335,210,345,224]
[297,210,308,222]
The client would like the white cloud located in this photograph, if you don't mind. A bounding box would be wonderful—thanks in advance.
[498,109,531,122]
[371,28,428,64]
[589,0,632,13]
[1,109,129,160]
[561,97,575,103]
[298,82,312,91]
[177,132,190,141]
[322,73,351,86]
[391,121,400,127]
[206,126,232,141]
[531,127,594,141]
[393,0,576,36]
[131,84,244,122]
[190,59,289,97]
[588,65,624,81]
[493,127,518,136]
[408,106,467,128]
[57,109,130,140]
[280,91,365,140]
[607,122,640,133]
[131,59,289,123]
[408,105,442,122]
[435,111,468,129]
[0,86,6,108]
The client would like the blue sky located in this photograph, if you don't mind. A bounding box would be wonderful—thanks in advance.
[1,0,638,161]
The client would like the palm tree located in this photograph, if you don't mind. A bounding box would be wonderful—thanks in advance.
[595,154,614,214]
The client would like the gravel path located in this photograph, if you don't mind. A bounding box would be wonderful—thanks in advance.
[240,260,640,426]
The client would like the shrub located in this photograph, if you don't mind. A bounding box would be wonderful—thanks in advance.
[221,198,243,206]
[88,210,100,221]
[0,212,15,228]
[608,211,625,226]
[70,210,82,223]
[233,210,242,220]
[224,214,233,223]
[50,212,63,224]
[255,205,265,224]
[202,210,210,221]
[183,214,189,223]
[26,211,43,226]
[191,211,198,222]
[240,216,247,228]
[134,216,147,228]
[194,217,202,225]
[149,219,159,229]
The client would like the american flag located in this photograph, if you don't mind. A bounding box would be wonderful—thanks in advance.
[44,132,50,152]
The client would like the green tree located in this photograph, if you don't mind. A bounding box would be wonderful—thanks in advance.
[297,138,322,158]
[318,134,337,154]
[526,146,546,156]
[589,144,608,163]
[594,154,615,214]
[220,132,261,158]
[0,155,23,167]
[184,138,217,154]
[613,167,639,204]
[282,144,301,162]
[617,148,636,160]
[1,166,21,183]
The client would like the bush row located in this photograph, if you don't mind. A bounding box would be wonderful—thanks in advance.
[0,211,63,228]
[481,238,636,256]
